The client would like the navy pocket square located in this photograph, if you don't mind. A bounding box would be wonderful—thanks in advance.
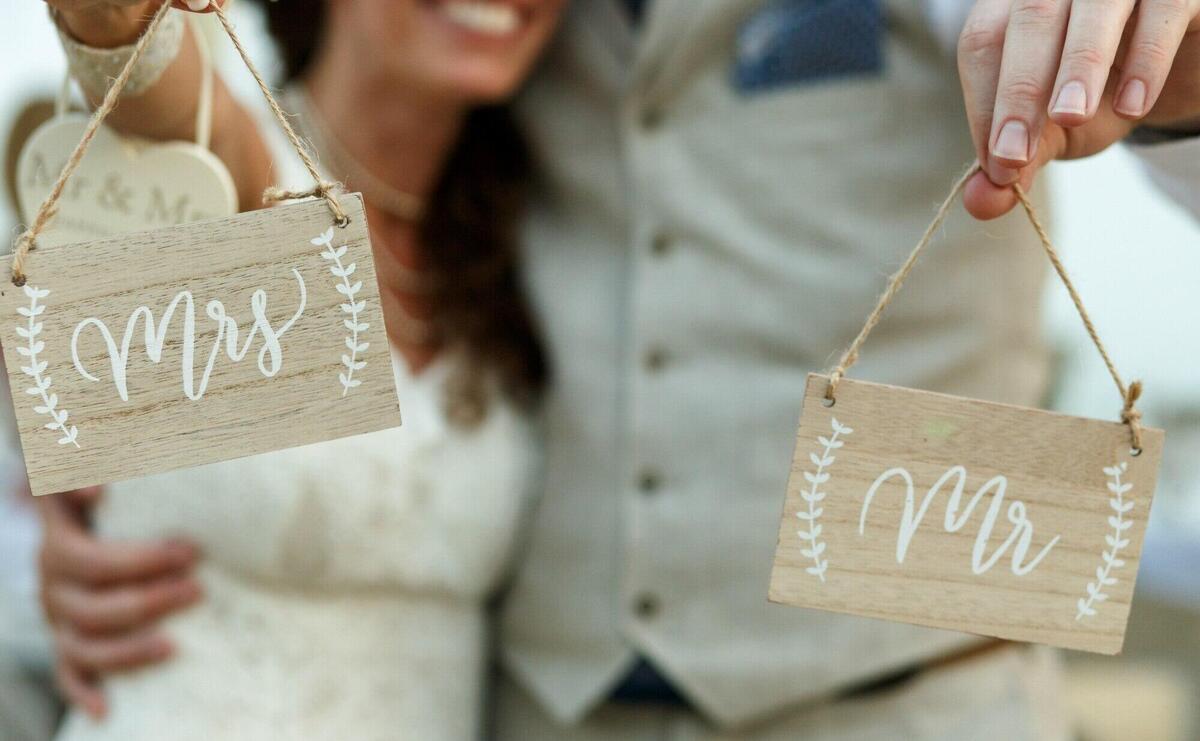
[733,0,885,94]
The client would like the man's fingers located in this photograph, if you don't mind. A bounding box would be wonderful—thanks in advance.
[55,659,107,720]
[958,0,1015,182]
[1114,0,1197,119]
[56,625,174,673]
[42,523,199,586]
[44,576,202,634]
[963,125,1063,220]
[988,0,1072,175]
[1049,0,1136,126]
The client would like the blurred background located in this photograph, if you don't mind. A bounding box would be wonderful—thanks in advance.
[0,3,1197,741]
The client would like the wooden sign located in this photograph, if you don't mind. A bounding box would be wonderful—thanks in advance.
[16,115,237,248]
[769,373,1163,654]
[0,195,400,496]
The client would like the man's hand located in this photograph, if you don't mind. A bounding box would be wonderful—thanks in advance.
[37,486,202,719]
[958,0,1200,219]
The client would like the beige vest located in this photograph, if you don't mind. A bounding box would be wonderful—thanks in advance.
[500,0,1051,728]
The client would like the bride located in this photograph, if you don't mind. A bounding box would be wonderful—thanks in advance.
[38,0,564,738]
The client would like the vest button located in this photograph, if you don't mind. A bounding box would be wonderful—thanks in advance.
[644,347,669,372]
[640,105,665,131]
[638,469,661,494]
[634,593,660,619]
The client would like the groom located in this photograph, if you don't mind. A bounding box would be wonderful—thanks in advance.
[37,1,1200,739]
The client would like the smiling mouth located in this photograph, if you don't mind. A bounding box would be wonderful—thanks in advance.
[439,1,523,36]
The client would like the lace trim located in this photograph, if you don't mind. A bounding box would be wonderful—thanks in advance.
[53,9,185,99]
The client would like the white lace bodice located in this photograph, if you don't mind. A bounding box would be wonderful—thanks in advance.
[56,351,539,741]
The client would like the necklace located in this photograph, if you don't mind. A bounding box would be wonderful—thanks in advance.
[288,86,427,224]
[285,86,439,348]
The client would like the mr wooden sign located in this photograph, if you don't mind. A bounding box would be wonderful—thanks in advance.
[0,196,400,496]
[769,374,1162,654]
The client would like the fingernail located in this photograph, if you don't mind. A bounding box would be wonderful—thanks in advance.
[152,639,175,659]
[989,164,1020,186]
[1116,79,1147,117]
[185,0,211,10]
[166,541,200,563]
[1052,81,1087,116]
[992,120,1029,163]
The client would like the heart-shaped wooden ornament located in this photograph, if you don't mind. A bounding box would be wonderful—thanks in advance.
[16,113,237,248]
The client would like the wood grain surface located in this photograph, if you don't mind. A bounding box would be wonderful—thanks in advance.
[770,374,1163,654]
[0,195,400,496]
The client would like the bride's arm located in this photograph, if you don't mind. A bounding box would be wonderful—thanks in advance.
[51,0,273,213]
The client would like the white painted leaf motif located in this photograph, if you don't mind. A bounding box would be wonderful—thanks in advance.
[310,227,335,246]
[1077,464,1135,621]
[319,231,369,396]
[795,417,851,584]
[15,287,80,449]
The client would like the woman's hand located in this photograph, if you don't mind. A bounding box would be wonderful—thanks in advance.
[37,486,203,719]
[47,1,224,48]
[43,0,271,212]
[958,0,1200,219]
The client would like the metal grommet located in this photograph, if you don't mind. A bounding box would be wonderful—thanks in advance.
[12,275,26,288]
[1130,447,1143,457]
[822,397,836,408]
[335,215,351,229]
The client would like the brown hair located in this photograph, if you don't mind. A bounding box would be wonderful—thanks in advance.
[253,0,547,422]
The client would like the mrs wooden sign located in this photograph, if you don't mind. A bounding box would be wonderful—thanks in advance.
[0,195,400,496]
[769,374,1163,655]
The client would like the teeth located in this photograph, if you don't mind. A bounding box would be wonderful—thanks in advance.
[442,1,520,35]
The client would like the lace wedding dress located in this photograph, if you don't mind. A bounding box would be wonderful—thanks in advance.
[56,350,538,741]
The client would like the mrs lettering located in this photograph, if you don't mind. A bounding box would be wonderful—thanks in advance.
[859,465,1061,577]
[71,270,307,401]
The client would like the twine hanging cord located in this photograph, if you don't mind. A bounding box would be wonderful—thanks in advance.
[10,0,348,288]
[823,162,1145,453]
